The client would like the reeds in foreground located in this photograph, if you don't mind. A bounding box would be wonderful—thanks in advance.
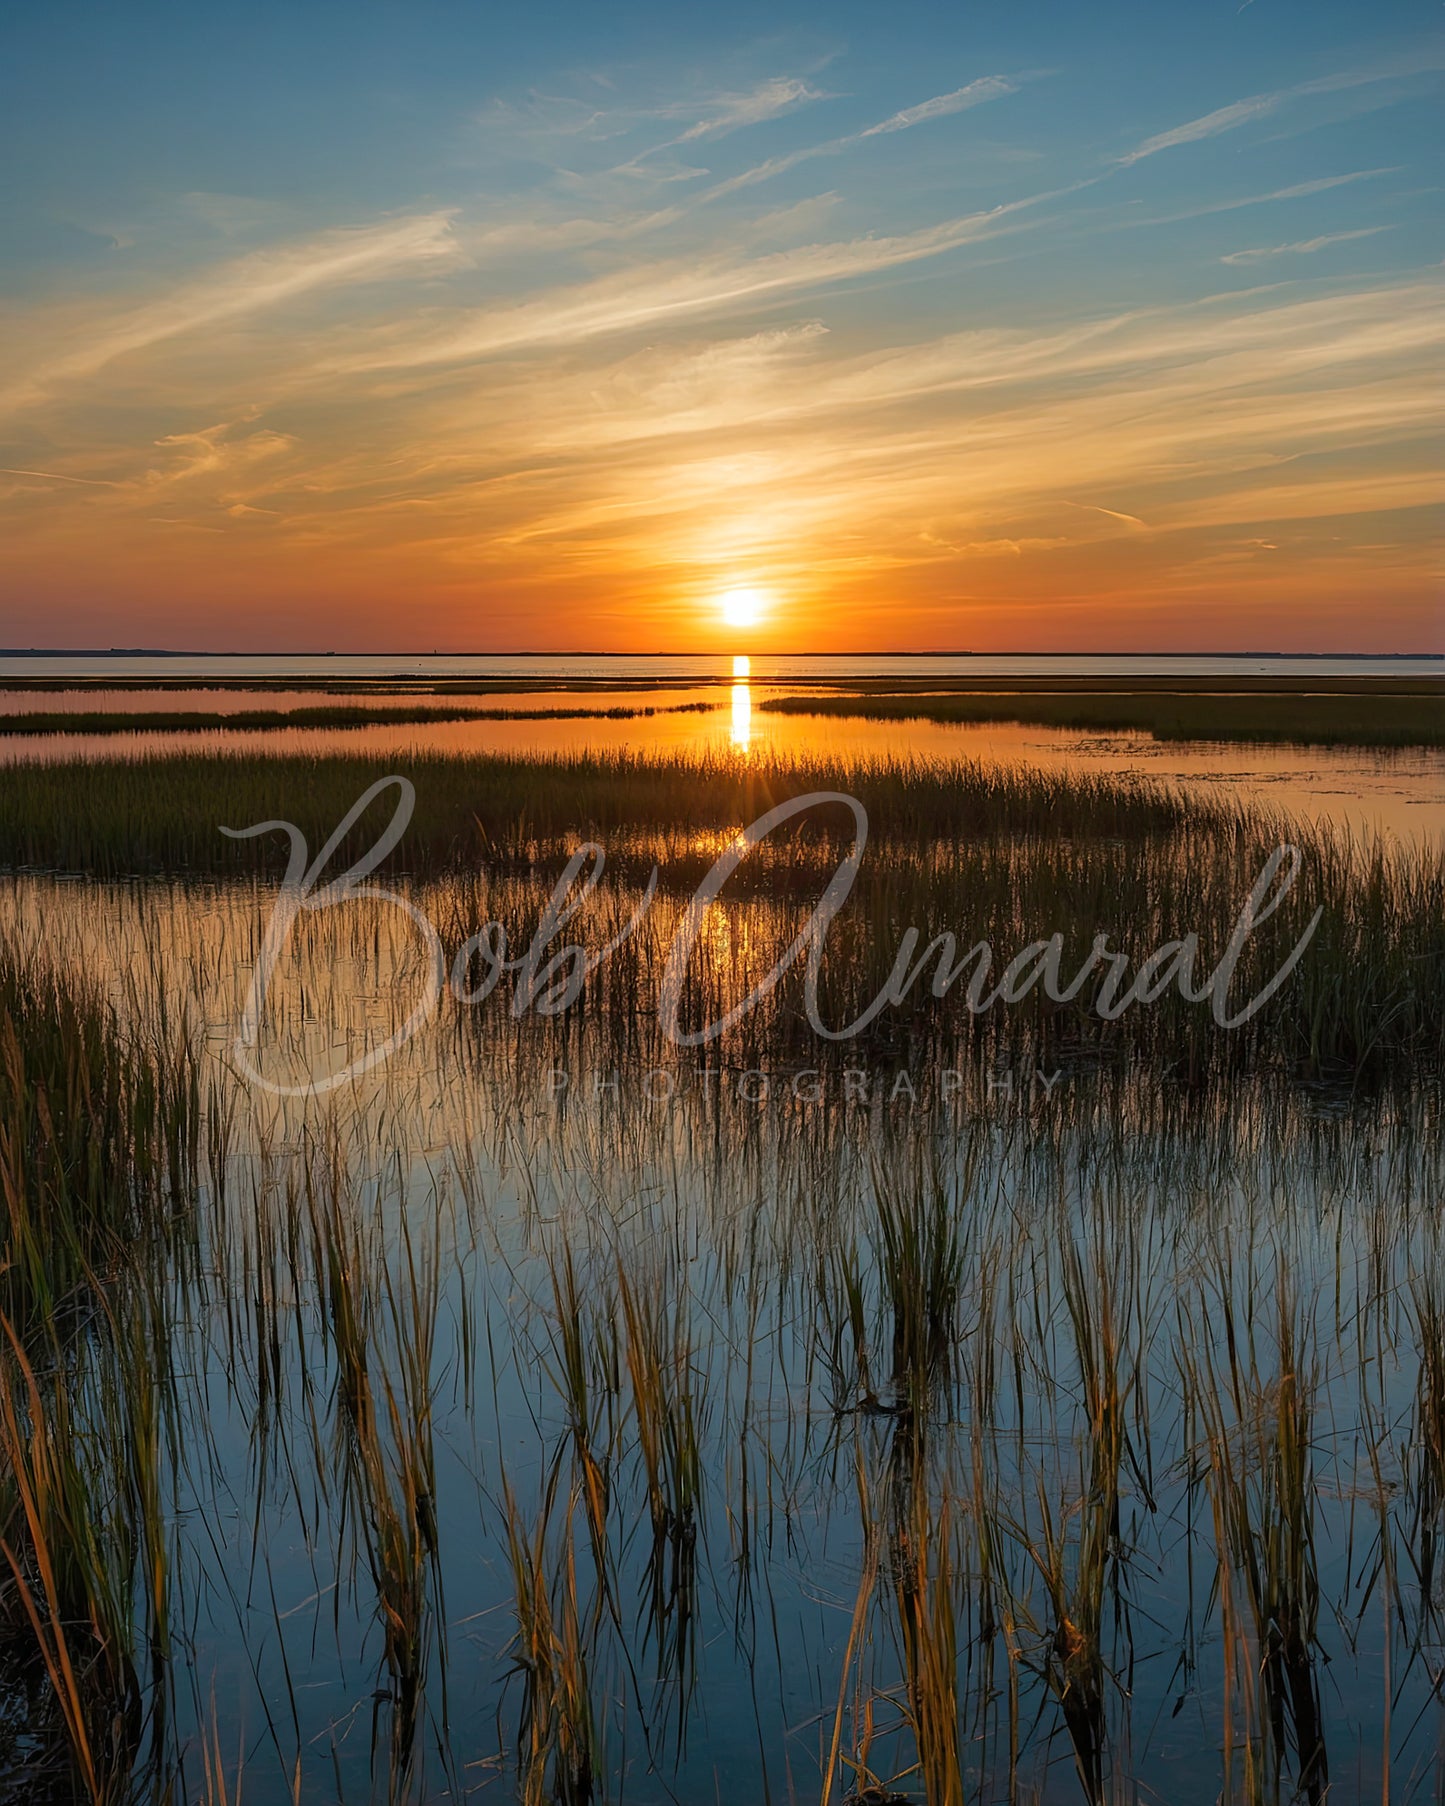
[1187,1261,1328,1804]
[0,941,196,1803]
[501,1466,600,1806]
[0,943,196,1336]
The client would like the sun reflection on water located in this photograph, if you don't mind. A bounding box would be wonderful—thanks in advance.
[730,655,751,748]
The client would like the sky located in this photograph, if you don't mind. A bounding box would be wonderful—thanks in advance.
[0,2,1439,653]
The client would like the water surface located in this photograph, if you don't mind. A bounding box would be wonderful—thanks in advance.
[1,867,1439,1805]
[2,687,1439,843]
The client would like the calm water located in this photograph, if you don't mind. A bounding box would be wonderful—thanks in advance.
[0,849,1439,1805]
[3,652,1442,682]
[1,668,1442,1803]
[2,683,1441,843]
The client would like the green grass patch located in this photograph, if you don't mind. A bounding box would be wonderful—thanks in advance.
[0,701,713,735]
[761,688,1445,746]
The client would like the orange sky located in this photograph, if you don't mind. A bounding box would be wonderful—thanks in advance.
[1,13,1440,651]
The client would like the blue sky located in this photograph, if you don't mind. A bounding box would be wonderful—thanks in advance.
[0,2,1439,649]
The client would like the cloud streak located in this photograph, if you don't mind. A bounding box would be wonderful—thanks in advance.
[858,76,1017,137]
[1221,226,1392,263]
[321,194,1055,373]
[1117,55,1444,166]
[1120,95,1279,165]
[677,77,826,141]
[0,213,459,416]
[1,37,1437,648]
[700,73,1023,200]
[1117,167,1401,229]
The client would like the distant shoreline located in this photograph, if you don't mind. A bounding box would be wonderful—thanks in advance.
[0,672,1439,746]
[2,648,1440,661]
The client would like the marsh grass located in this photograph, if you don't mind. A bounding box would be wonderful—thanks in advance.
[1031,1228,1145,1802]
[761,687,1445,746]
[0,947,198,1802]
[311,1171,442,1778]
[0,944,197,1335]
[880,1453,963,1806]
[615,1259,705,1740]
[501,1468,601,1806]
[1186,1260,1328,1803]
[0,701,715,736]
[873,1155,968,1416]
[0,745,1222,877]
[0,754,1439,1801]
[2,747,1438,1087]
[1407,1263,1445,1626]
[0,1329,144,1805]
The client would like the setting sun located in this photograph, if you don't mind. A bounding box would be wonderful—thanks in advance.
[719,587,767,629]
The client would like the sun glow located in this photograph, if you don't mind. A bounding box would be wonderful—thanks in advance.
[719,587,766,629]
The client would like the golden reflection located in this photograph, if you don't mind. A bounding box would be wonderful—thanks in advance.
[732,654,750,678]
[730,669,752,748]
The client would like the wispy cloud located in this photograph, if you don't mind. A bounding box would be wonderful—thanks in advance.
[1119,167,1400,228]
[677,77,826,142]
[1064,500,1148,529]
[6,263,1437,642]
[323,193,1053,373]
[358,274,1438,621]
[1120,94,1279,165]
[699,152,817,202]
[1221,225,1391,263]
[0,465,119,487]
[142,421,295,487]
[858,76,1017,137]
[481,72,830,166]
[701,74,1023,201]
[1117,55,1444,166]
[464,206,687,255]
[0,212,459,416]
[3,37,1438,645]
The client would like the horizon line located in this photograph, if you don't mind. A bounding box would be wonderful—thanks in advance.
[3,648,1441,661]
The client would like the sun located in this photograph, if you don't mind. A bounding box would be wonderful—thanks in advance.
[718,586,766,629]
